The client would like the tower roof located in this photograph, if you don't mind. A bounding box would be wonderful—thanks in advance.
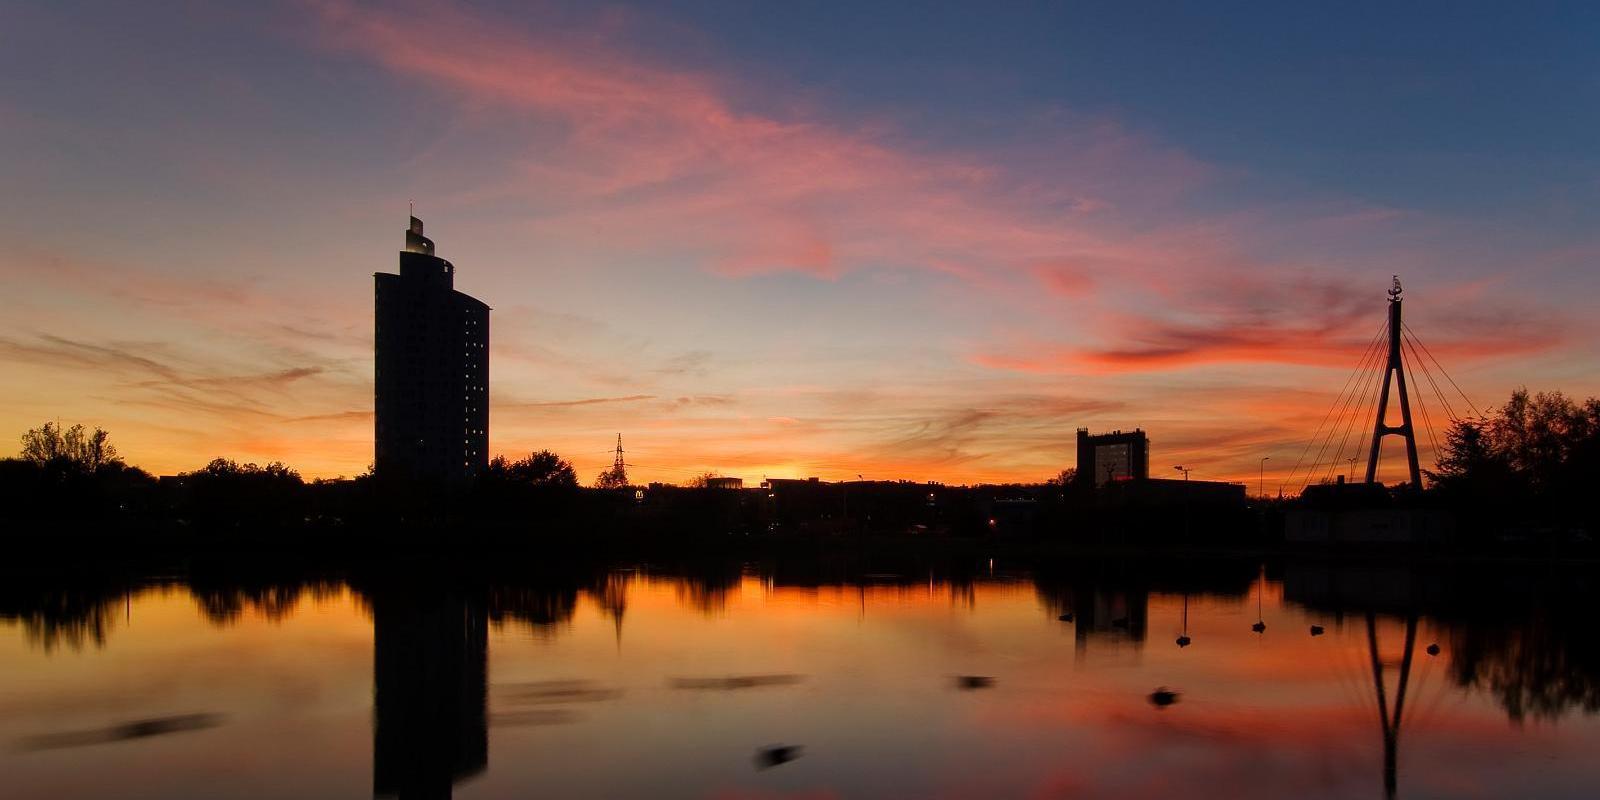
[405,215,435,256]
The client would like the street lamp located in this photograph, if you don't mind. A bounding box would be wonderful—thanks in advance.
[1173,466,1192,542]
[1259,456,1271,499]
[1347,457,1358,483]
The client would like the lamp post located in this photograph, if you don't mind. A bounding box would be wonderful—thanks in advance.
[1174,466,1191,543]
[1347,457,1359,484]
[1259,456,1271,500]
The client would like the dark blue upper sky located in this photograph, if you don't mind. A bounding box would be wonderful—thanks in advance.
[589,1,1600,221]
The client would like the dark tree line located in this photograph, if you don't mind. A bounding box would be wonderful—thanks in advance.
[1429,389,1600,540]
[1,422,600,538]
[0,423,156,524]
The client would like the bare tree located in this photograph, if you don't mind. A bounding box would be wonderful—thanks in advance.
[19,422,121,473]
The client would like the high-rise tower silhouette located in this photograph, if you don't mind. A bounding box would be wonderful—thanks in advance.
[374,215,490,483]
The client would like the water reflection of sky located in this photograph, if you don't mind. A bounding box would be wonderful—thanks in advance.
[2,561,1598,799]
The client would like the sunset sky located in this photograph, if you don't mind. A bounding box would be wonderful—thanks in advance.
[3,1,1598,487]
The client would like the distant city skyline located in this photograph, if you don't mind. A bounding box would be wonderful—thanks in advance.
[3,2,1598,486]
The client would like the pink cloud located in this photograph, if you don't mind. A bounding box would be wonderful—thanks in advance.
[299,0,1216,288]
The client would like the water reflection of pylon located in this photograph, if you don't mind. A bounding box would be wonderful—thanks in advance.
[1366,612,1418,800]
[595,572,629,652]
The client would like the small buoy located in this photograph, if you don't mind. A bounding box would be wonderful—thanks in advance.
[1426,643,1440,656]
[1058,613,1074,623]
[956,675,995,690]
[1175,635,1191,648]
[1251,620,1267,633]
[1149,687,1180,707]
[1309,625,1325,636]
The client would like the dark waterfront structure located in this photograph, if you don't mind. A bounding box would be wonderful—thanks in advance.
[374,216,490,483]
[1076,428,1149,487]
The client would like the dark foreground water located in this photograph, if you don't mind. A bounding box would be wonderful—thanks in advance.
[3,555,1598,799]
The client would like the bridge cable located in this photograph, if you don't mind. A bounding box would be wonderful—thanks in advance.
[1328,357,1385,485]
[1402,338,1441,476]
[1402,322,1484,418]
[1298,325,1387,492]
[1279,318,1388,494]
[1404,331,1460,423]
[1328,345,1387,485]
[1300,322,1387,491]
[1284,324,1382,492]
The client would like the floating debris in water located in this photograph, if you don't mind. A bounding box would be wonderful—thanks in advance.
[1252,620,1267,633]
[16,713,225,751]
[1310,625,1325,636]
[490,709,579,727]
[754,744,804,769]
[1148,688,1180,708]
[955,675,995,690]
[670,674,804,691]
[498,679,623,704]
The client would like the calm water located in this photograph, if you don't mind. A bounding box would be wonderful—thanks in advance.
[3,556,1598,799]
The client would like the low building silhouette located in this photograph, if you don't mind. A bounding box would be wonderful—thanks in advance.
[1286,478,1454,544]
[374,215,490,484]
[1094,477,1246,507]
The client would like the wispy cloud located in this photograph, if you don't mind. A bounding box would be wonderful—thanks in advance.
[499,394,658,409]
[976,276,1567,373]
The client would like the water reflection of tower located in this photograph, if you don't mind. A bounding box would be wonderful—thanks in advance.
[371,585,488,800]
[1366,613,1419,800]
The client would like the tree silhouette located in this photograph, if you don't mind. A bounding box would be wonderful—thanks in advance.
[485,451,577,488]
[19,422,121,474]
[1429,388,1600,538]
[178,458,306,528]
[3,423,155,530]
[594,465,630,489]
